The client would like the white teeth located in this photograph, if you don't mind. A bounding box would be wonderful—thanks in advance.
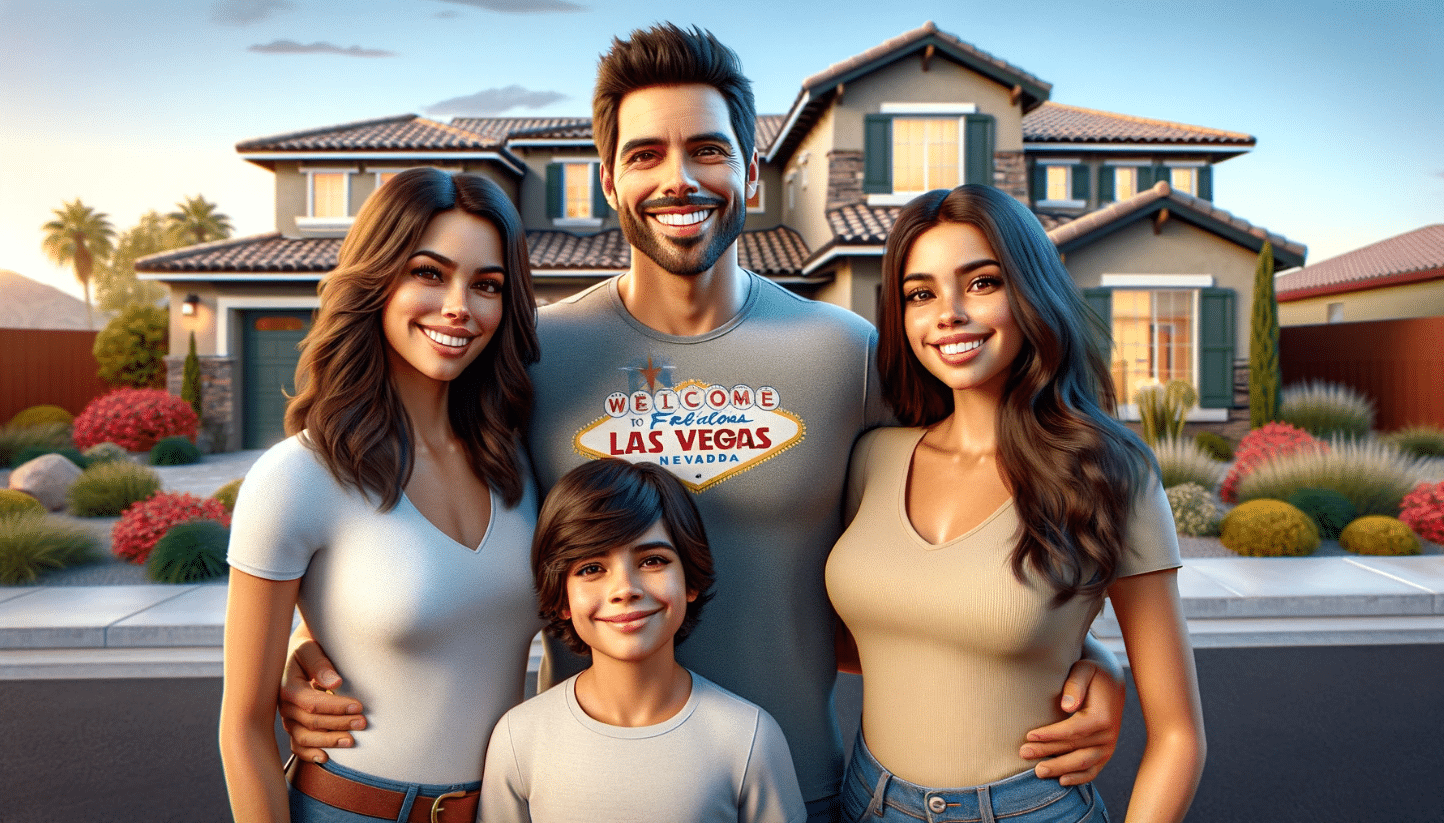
[939,339,983,356]
[653,211,709,226]
[423,328,470,348]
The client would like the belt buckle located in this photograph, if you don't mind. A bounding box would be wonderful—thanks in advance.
[430,789,467,823]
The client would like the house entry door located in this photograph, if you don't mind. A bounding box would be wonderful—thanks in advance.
[241,310,313,449]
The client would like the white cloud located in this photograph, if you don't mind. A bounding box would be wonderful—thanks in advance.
[210,0,296,26]
[430,0,587,13]
[247,40,396,58]
[425,85,568,116]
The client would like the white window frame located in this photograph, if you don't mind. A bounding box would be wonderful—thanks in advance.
[867,103,976,206]
[1164,160,1206,196]
[552,158,603,228]
[1101,274,1226,422]
[298,167,354,236]
[1104,160,1148,202]
[1035,157,1085,209]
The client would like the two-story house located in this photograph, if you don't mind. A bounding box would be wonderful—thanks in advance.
[139,21,1305,451]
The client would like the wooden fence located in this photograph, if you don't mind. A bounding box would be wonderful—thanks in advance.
[1281,317,1444,430]
[0,329,111,423]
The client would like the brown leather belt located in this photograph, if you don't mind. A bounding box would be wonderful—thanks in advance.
[290,759,480,823]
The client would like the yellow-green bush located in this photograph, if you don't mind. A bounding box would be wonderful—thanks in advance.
[0,489,45,517]
[1219,499,1320,557]
[212,478,244,512]
[8,404,74,428]
[1338,515,1420,556]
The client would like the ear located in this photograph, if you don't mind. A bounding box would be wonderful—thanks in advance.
[744,150,760,200]
[561,607,571,620]
[686,588,698,603]
[600,162,619,211]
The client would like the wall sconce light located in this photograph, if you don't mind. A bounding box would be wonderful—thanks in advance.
[182,294,200,316]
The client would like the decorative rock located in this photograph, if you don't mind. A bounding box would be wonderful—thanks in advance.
[9,453,83,511]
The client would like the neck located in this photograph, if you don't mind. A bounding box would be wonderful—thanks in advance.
[617,249,748,336]
[935,382,1005,456]
[391,370,454,447]
[574,650,692,728]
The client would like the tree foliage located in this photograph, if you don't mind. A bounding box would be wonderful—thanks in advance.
[182,331,203,423]
[167,195,233,246]
[95,211,169,312]
[94,303,169,388]
[41,199,115,326]
[1248,241,1280,429]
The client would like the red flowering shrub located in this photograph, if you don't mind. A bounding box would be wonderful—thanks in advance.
[1220,422,1326,503]
[111,491,231,564]
[73,389,198,452]
[1399,481,1444,545]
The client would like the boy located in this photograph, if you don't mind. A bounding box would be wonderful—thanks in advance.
[481,458,806,822]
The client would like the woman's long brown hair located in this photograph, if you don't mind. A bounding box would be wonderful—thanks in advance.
[879,185,1154,603]
[285,168,539,509]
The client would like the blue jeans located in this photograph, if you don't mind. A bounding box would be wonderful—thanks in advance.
[841,731,1108,823]
[288,758,482,823]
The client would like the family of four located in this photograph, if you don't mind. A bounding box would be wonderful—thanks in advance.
[218,23,1205,823]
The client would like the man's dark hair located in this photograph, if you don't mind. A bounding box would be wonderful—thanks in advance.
[592,23,756,171]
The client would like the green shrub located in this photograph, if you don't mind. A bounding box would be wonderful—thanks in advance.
[82,441,131,464]
[1134,380,1197,446]
[1249,241,1280,428]
[0,422,71,466]
[1383,426,1444,459]
[1166,483,1221,537]
[1286,488,1357,540]
[0,511,98,584]
[67,461,162,517]
[1194,431,1234,462]
[1339,515,1420,556]
[1279,380,1375,440]
[0,489,45,517]
[1153,436,1227,491]
[212,478,244,512]
[149,435,201,466]
[10,445,89,470]
[147,519,230,583]
[1235,438,1429,517]
[8,404,74,428]
[93,302,168,388]
[1220,499,1320,557]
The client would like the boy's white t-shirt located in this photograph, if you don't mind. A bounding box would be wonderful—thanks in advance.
[481,670,806,823]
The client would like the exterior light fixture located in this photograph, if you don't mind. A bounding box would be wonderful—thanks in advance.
[182,294,200,316]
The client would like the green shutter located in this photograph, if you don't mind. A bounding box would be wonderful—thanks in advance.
[1136,164,1154,189]
[1071,163,1091,203]
[863,114,892,193]
[964,114,995,186]
[545,163,563,219]
[1082,287,1113,349]
[1198,287,1236,408]
[590,163,609,217]
[1154,164,1169,190]
[1099,166,1115,203]
[1197,166,1213,201]
[1031,163,1048,204]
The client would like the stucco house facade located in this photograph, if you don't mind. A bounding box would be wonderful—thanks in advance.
[138,21,1304,450]
[1276,223,1444,326]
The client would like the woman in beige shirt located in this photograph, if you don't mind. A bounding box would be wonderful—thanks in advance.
[827,184,1204,823]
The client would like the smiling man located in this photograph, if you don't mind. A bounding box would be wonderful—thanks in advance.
[281,24,1125,823]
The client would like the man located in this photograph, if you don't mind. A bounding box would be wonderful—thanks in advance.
[281,24,1124,822]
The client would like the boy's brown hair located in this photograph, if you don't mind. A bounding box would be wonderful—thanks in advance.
[533,458,715,655]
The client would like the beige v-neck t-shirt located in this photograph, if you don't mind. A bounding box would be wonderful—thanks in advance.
[825,426,1179,787]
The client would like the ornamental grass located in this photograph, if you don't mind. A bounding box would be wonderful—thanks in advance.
[0,512,98,584]
[0,422,72,467]
[1234,437,1431,518]
[67,461,163,517]
[1153,436,1227,491]
[1278,380,1375,440]
[1383,426,1444,460]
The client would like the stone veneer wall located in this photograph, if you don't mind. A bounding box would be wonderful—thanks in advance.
[165,355,237,453]
[994,151,1027,204]
[827,150,865,210]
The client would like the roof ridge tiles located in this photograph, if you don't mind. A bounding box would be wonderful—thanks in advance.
[800,21,1048,94]
[236,115,418,150]
[1036,101,1253,141]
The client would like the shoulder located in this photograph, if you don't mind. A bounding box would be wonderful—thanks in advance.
[240,435,336,498]
[854,426,922,465]
[747,273,875,341]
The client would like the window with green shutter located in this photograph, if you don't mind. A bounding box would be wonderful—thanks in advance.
[1198,287,1235,408]
[863,115,892,193]
[862,111,996,195]
[546,161,606,221]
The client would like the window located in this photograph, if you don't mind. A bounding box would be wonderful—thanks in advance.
[375,171,400,190]
[1045,165,1070,202]
[1110,289,1197,403]
[746,180,764,212]
[310,172,348,218]
[863,109,995,202]
[546,160,607,223]
[1113,166,1138,200]
[1170,167,1198,196]
[1328,302,1345,323]
[1031,160,1088,207]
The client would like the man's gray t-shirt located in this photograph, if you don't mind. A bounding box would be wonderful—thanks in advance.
[528,273,886,801]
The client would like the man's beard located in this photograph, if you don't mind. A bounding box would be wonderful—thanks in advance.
[618,193,746,277]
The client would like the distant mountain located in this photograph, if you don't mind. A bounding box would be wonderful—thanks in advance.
[0,270,108,330]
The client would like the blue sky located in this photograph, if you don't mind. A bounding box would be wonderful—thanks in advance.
[2,0,1439,300]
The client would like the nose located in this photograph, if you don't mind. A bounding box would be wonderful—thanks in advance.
[659,153,700,198]
[937,293,968,327]
[441,279,470,322]
[607,566,643,603]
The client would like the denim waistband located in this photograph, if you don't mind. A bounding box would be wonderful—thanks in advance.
[306,757,482,795]
[848,731,1080,822]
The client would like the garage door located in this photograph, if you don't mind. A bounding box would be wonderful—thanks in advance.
[241,310,313,449]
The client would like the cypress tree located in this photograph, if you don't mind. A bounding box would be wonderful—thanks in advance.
[182,331,203,423]
[1248,241,1280,428]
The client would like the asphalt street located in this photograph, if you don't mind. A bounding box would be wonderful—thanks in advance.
[2,644,1441,822]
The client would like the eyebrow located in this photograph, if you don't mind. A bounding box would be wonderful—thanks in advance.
[618,131,736,158]
[409,250,506,276]
[902,258,1001,284]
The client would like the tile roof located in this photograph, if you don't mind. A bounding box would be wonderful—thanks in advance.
[1275,224,1444,300]
[1047,181,1306,266]
[237,115,500,152]
[736,226,811,274]
[1023,102,1254,145]
[135,234,341,273]
[525,229,631,270]
[826,204,1076,245]
[449,117,593,142]
[800,21,1050,101]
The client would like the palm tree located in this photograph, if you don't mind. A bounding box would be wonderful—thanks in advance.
[167,195,233,246]
[42,199,115,327]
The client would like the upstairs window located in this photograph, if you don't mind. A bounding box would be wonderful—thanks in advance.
[892,118,960,193]
[863,106,995,204]
[546,160,608,224]
[1170,166,1199,196]
[1031,160,1088,208]
[309,171,348,217]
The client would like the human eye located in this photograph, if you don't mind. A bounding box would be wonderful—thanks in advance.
[409,263,443,282]
[571,560,604,577]
[969,273,1004,293]
[639,553,674,569]
[903,286,934,303]
[473,274,505,294]
[625,148,659,167]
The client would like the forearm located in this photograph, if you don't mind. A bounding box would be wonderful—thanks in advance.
[1124,727,1205,823]
[219,720,291,823]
